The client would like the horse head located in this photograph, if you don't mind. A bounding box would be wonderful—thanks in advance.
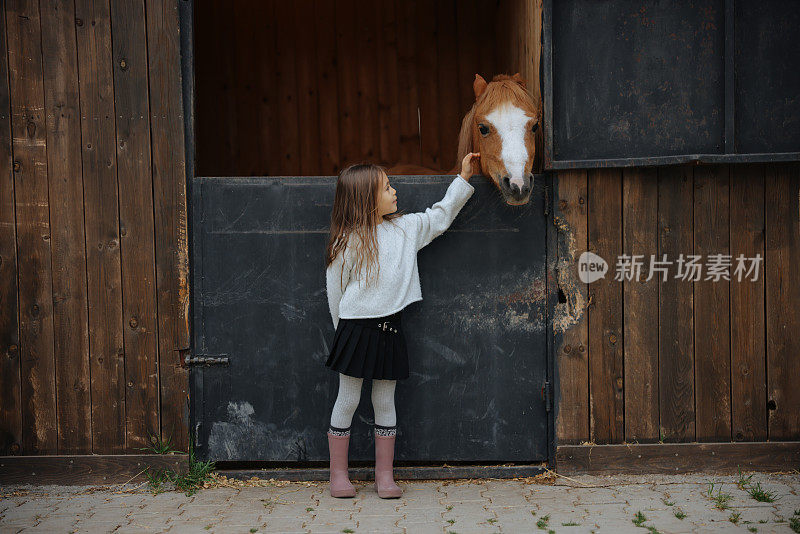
[457,73,541,206]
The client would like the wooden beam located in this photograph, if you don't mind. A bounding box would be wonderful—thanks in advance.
[556,442,800,475]
[0,454,188,485]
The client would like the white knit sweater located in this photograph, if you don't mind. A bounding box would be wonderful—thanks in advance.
[326,175,475,330]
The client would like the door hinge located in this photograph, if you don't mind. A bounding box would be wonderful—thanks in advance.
[541,380,552,412]
[184,354,229,366]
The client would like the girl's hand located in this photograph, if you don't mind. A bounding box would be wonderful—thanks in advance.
[459,152,480,182]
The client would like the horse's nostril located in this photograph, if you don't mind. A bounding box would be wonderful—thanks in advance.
[501,176,510,187]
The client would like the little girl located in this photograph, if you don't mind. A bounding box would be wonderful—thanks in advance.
[324,152,480,499]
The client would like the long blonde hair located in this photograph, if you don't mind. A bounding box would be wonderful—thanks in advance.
[325,163,404,289]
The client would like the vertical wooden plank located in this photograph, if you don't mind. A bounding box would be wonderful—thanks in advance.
[587,168,624,444]
[529,0,544,173]
[494,0,511,74]
[396,0,420,165]
[0,0,22,455]
[110,0,160,452]
[232,1,261,176]
[555,170,589,444]
[314,0,340,174]
[355,0,379,164]
[274,0,299,174]
[477,0,496,83]
[693,164,731,442]
[622,167,659,442]
[219,3,238,175]
[6,0,57,454]
[658,165,695,442]
[294,0,321,175]
[765,162,800,439]
[730,163,766,441]
[195,0,236,176]
[146,0,189,451]
[334,0,359,167]
[435,0,459,172]
[192,0,212,175]
[256,0,281,175]
[415,0,440,170]
[455,0,480,121]
[75,0,126,453]
[375,0,399,169]
[39,0,91,453]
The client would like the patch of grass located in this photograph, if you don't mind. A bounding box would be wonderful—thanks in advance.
[747,482,778,503]
[729,511,741,524]
[342,530,354,534]
[748,528,757,533]
[562,521,580,526]
[306,507,314,512]
[487,518,497,524]
[790,516,800,534]
[646,527,661,534]
[137,430,182,455]
[446,504,453,511]
[143,466,170,494]
[204,526,212,531]
[632,511,647,527]
[662,498,674,506]
[446,518,455,525]
[674,509,686,520]
[537,513,551,529]
[249,529,258,533]
[142,435,215,496]
[531,510,536,516]
[707,483,733,510]
[759,519,768,523]
[736,467,754,490]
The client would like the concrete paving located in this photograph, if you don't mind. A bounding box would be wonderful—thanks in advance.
[1,472,798,533]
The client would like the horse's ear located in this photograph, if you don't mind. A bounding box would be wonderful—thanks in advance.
[511,72,527,89]
[473,74,488,99]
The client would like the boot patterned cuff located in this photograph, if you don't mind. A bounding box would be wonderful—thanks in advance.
[374,424,397,437]
[328,425,351,437]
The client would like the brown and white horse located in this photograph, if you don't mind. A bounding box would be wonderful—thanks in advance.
[389,73,541,206]
[456,73,540,205]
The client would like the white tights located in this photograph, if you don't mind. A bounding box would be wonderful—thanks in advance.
[329,373,396,429]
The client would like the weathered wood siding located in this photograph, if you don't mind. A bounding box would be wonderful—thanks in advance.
[554,163,800,444]
[0,0,189,455]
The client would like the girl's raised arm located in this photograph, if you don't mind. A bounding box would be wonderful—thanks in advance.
[406,175,475,251]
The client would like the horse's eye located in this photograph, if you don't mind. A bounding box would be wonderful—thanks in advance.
[531,122,539,133]
[478,124,490,136]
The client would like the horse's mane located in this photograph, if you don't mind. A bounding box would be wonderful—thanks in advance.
[456,104,477,168]
[454,75,537,171]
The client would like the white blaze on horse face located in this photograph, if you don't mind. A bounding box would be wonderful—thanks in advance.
[485,102,531,191]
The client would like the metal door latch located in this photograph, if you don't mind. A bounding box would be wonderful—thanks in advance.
[184,354,229,366]
[541,380,552,412]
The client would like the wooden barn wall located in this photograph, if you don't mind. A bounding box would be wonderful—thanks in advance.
[195,0,543,177]
[555,162,800,445]
[0,0,189,455]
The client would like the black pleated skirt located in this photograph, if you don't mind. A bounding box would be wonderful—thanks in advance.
[325,310,409,380]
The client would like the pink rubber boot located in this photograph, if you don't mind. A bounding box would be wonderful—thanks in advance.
[374,431,403,498]
[327,431,356,498]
